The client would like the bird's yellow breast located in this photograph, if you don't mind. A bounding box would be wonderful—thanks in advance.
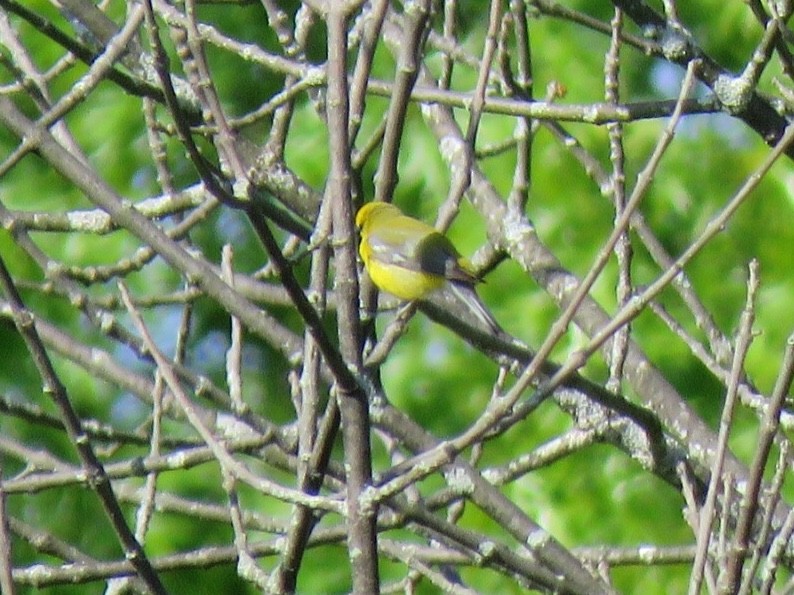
[365,258,444,300]
[359,239,444,300]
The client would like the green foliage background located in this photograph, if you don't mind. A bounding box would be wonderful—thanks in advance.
[2,0,794,593]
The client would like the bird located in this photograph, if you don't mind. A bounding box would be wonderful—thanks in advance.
[355,202,502,336]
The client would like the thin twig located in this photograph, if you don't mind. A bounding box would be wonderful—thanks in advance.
[689,260,759,595]
[0,260,166,594]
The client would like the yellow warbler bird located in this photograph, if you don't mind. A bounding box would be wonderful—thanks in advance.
[355,202,501,335]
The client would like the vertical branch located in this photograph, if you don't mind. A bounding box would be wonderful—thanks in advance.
[438,0,502,230]
[222,246,246,415]
[219,251,271,595]
[507,0,532,213]
[722,323,794,590]
[142,0,241,209]
[134,376,163,545]
[262,2,316,160]
[463,0,502,147]
[348,0,390,144]
[299,215,332,481]
[439,0,458,90]
[182,0,248,188]
[326,6,380,593]
[739,440,790,595]
[688,260,759,595]
[759,476,794,592]
[0,466,15,595]
[349,0,393,343]
[604,7,631,393]
[373,0,432,204]
[270,206,332,593]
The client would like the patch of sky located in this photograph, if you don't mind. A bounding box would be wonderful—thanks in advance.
[190,329,230,372]
[650,61,752,149]
[216,207,250,245]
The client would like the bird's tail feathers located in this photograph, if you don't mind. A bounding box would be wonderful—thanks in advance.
[449,282,503,337]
